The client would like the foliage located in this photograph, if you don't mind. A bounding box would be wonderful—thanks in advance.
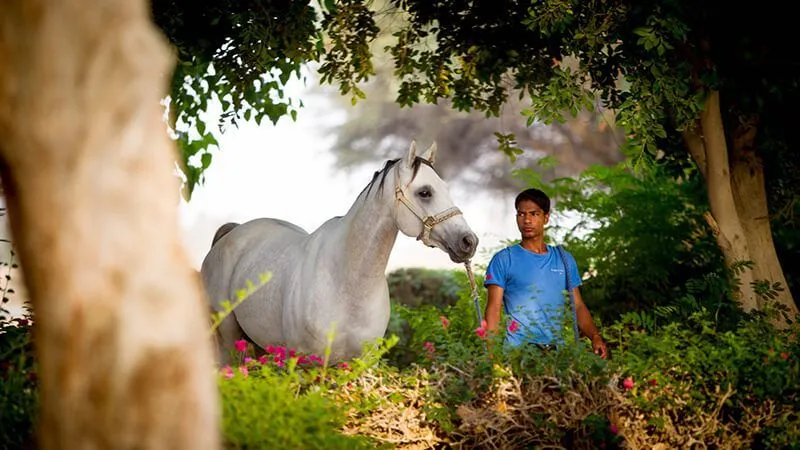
[217,340,392,450]
[151,0,322,198]
[610,310,800,448]
[2,267,799,448]
[151,0,382,198]
[386,268,460,309]
[0,311,37,450]
[394,279,799,448]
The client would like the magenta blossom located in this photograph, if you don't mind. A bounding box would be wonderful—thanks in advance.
[475,326,487,338]
[220,366,234,379]
[238,365,249,378]
[507,320,520,333]
[234,339,247,353]
[610,424,619,435]
[622,377,634,390]
[439,316,450,329]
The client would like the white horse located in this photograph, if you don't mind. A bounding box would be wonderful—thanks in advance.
[201,141,478,364]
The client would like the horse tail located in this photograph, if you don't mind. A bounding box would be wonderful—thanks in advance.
[211,222,240,248]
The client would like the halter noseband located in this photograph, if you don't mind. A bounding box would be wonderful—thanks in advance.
[394,164,463,247]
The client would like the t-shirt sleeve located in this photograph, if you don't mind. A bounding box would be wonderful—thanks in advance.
[484,248,509,289]
[565,250,582,290]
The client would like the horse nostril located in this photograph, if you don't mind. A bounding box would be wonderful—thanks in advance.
[461,233,478,253]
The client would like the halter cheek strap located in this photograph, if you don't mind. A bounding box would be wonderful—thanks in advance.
[394,168,463,247]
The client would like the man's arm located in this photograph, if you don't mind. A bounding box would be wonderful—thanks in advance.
[485,284,504,336]
[572,287,608,359]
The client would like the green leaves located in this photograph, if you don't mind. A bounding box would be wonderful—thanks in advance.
[317,0,379,106]
[153,0,320,199]
[494,132,524,163]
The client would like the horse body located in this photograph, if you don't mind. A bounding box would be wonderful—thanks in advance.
[202,142,478,364]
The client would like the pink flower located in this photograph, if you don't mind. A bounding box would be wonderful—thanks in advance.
[475,326,487,338]
[337,362,350,370]
[243,356,253,364]
[610,424,619,435]
[234,339,247,353]
[423,341,435,351]
[238,365,249,378]
[265,345,276,354]
[220,366,234,379]
[622,377,634,390]
[309,355,324,365]
[507,320,520,333]
[297,355,309,365]
[439,316,450,329]
[257,355,269,365]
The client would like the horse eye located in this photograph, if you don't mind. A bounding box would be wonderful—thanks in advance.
[417,189,432,199]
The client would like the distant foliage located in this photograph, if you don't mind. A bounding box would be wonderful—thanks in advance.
[386,268,461,309]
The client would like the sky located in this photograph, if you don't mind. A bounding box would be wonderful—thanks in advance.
[177,72,523,273]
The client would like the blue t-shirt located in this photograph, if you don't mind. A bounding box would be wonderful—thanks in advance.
[484,244,581,346]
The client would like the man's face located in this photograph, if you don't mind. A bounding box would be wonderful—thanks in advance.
[516,199,549,240]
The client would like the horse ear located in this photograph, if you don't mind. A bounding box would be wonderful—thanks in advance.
[421,141,437,164]
[406,140,418,167]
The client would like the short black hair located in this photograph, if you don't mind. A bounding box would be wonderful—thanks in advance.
[515,188,550,214]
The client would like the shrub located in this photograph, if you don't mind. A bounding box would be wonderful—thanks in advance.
[0,310,37,450]
[218,336,396,449]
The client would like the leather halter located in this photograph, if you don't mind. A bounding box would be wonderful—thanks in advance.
[394,163,463,247]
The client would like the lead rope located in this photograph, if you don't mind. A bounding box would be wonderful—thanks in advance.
[464,260,483,326]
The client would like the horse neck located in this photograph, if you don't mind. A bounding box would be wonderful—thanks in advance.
[335,172,400,281]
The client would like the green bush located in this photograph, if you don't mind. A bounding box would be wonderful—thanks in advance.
[386,268,461,309]
[219,367,374,449]
[218,336,396,450]
[0,311,37,450]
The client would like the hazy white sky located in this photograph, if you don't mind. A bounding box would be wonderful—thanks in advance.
[177,72,521,272]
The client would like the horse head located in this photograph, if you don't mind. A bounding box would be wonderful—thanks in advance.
[393,141,479,263]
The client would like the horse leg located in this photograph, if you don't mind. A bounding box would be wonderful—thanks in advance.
[215,314,245,366]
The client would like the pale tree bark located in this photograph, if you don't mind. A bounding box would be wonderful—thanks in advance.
[683,90,798,321]
[729,118,798,319]
[690,90,759,312]
[0,1,219,449]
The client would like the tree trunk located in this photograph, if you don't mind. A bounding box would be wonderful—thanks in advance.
[690,90,759,312]
[729,118,798,320]
[0,1,219,449]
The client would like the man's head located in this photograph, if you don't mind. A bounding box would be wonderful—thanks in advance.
[514,188,550,241]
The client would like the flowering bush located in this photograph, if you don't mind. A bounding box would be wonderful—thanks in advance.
[218,335,397,449]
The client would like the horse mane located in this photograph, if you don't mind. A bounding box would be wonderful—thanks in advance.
[359,156,438,199]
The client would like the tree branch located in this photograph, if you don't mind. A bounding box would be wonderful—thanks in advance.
[682,120,707,178]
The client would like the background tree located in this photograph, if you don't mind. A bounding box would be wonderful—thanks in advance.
[318,58,625,194]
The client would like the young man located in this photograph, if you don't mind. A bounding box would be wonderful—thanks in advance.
[484,188,608,358]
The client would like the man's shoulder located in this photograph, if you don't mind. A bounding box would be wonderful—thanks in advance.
[490,244,518,257]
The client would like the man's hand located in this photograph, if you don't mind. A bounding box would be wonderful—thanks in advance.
[592,334,608,359]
